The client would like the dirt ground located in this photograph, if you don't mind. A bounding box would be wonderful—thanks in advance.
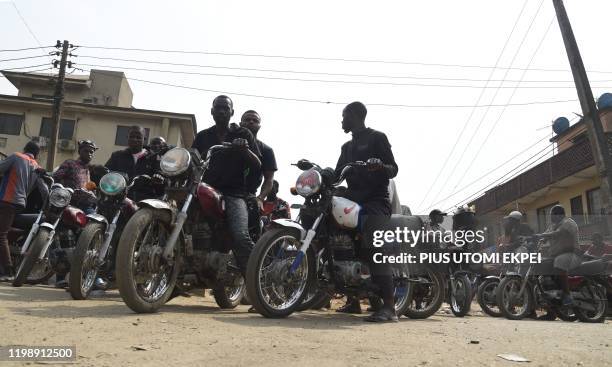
[0,283,610,367]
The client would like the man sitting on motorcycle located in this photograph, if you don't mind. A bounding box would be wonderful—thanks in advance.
[332,101,399,322]
[0,141,45,281]
[192,95,261,276]
[53,140,99,215]
[500,211,534,253]
[535,205,580,306]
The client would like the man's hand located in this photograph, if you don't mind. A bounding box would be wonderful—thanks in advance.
[256,197,265,212]
[232,138,249,150]
[366,158,383,171]
[35,167,48,175]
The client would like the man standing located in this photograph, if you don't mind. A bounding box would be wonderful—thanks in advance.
[53,140,99,214]
[334,101,399,322]
[240,110,277,209]
[105,126,148,180]
[0,141,44,281]
[192,95,261,275]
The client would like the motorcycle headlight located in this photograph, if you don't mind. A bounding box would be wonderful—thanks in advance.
[99,172,126,196]
[296,169,321,197]
[49,187,72,208]
[160,148,191,176]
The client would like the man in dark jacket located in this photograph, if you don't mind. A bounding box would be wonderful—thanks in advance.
[192,95,261,275]
[334,101,399,322]
[105,126,149,180]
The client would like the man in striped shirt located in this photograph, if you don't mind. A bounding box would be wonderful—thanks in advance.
[0,141,44,280]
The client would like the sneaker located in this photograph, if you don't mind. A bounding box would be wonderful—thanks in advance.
[248,306,258,313]
[55,279,68,289]
[93,278,108,291]
[336,299,362,314]
[364,307,399,323]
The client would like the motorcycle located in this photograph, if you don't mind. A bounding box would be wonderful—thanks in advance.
[12,178,89,287]
[496,236,609,323]
[245,159,431,319]
[68,171,141,299]
[115,144,258,313]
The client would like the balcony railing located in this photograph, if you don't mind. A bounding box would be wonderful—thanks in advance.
[472,138,594,214]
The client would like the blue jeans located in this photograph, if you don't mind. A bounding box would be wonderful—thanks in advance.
[224,196,255,274]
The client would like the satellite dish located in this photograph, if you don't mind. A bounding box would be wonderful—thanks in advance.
[552,117,570,135]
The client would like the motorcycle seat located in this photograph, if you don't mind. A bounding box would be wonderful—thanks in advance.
[11,213,38,231]
[569,259,607,276]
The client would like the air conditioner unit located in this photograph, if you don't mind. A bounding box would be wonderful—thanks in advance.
[58,139,76,152]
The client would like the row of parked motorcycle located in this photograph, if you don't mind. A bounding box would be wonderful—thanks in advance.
[7,143,612,323]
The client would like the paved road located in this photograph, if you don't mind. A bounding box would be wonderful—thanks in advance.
[0,283,610,367]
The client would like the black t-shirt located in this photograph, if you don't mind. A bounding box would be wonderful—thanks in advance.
[192,123,261,197]
[334,128,398,203]
[246,140,277,194]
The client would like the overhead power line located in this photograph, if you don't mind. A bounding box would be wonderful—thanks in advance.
[76,62,610,89]
[0,55,49,63]
[0,63,51,72]
[77,44,612,74]
[76,55,612,84]
[0,46,54,52]
[76,67,579,109]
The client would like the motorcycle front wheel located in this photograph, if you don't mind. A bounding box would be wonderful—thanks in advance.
[449,274,472,317]
[574,281,607,323]
[69,222,105,300]
[213,276,246,309]
[246,227,315,318]
[12,228,52,287]
[477,277,502,317]
[404,266,444,319]
[497,276,534,320]
[116,208,181,313]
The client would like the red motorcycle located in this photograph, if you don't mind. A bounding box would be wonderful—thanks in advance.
[115,144,259,313]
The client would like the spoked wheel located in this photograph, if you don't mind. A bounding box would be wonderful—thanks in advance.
[497,276,534,320]
[116,209,181,313]
[574,282,607,323]
[246,227,315,318]
[404,267,444,319]
[10,240,54,285]
[69,223,104,300]
[477,278,502,317]
[394,281,413,316]
[449,274,472,317]
[13,228,52,287]
[213,276,246,309]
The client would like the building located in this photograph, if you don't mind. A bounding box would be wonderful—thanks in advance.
[0,69,196,168]
[470,106,612,245]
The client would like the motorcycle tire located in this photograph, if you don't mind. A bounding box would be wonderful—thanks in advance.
[246,227,316,318]
[69,222,104,300]
[477,278,502,317]
[296,288,331,311]
[213,277,246,309]
[496,276,534,320]
[10,245,54,285]
[404,267,444,319]
[574,282,607,323]
[12,228,51,287]
[450,274,472,317]
[116,208,181,313]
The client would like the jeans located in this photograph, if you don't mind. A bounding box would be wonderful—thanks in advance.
[0,201,18,272]
[224,196,255,275]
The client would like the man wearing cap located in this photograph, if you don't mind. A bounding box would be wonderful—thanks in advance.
[0,141,45,281]
[500,210,534,252]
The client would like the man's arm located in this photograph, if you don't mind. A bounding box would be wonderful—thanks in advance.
[258,170,274,201]
[257,145,278,201]
[334,145,348,180]
[377,133,398,179]
[52,161,71,185]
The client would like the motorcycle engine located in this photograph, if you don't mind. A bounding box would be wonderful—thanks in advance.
[195,250,237,285]
[192,222,213,250]
[329,234,356,261]
[333,261,369,286]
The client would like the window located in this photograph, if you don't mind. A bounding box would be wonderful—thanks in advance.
[587,188,602,223]
[114,125,150,146]
[537,202,559,232]
[570,195,585,225]
[40,118,76,140]
[0,113,23,135]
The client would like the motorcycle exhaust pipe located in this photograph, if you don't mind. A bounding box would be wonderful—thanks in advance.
[163,194,193,261]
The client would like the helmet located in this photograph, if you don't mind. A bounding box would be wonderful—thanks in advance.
[504,211,522,221]
[429,209,447,224]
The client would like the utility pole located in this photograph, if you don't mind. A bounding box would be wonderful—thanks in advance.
[46,40,71,171]
[552,0,612,234]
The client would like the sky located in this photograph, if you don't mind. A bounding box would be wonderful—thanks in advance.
[2,0,612,214]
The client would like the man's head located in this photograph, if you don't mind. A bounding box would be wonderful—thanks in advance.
[211,95,234,126]
[550,204,566,224]
[77,140,98,164]
[23,141,40,159]
[592,233,604,247]
[429,209,446,225]
[127,126,145,153]
[150,136,167,154]
[341,101,367,133]
[240,110,261,136]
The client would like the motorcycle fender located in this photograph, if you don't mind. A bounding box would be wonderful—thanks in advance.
[86,214,108,227]
[39,222,56,231]
[271,218,306,240]
[138,199,176,220]
[483,275,500,281]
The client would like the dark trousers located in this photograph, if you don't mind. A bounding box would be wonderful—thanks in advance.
[0,201,18,271]
[224,196,255,274]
